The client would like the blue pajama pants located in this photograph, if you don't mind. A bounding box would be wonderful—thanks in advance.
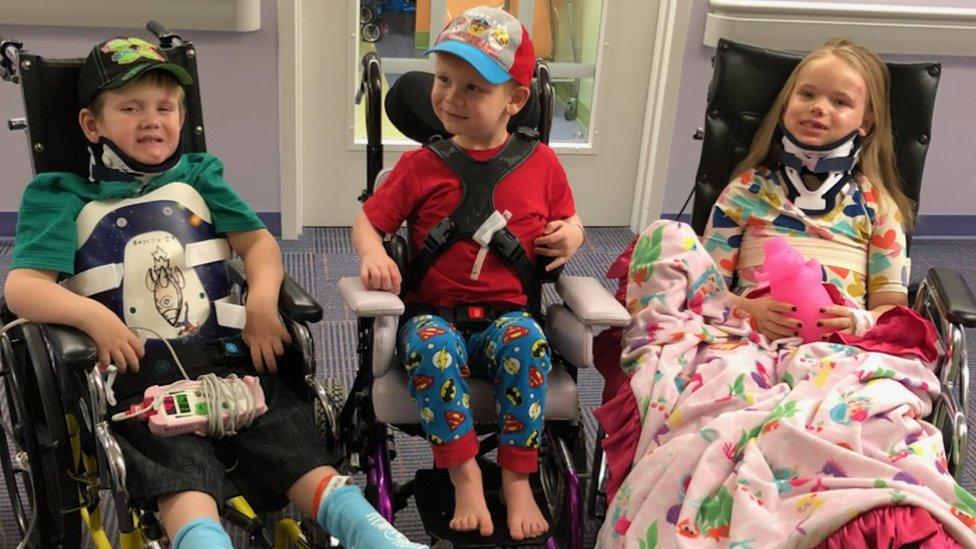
[398,311,551,473]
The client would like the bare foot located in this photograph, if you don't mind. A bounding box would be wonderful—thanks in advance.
[501,469,549,540]
[447,459,493,537]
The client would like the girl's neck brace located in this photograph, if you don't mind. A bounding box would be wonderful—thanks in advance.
[776,124,861,215]
[88,137,182,185]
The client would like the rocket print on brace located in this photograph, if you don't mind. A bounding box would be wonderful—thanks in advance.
[122,231,210,339]
[145,246,196,335]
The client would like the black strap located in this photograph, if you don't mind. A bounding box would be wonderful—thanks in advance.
[402,129,542,311]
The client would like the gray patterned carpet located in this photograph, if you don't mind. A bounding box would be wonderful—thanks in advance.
[0,228,974,548]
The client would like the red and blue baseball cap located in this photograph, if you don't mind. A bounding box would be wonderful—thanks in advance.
[427,6,535,87]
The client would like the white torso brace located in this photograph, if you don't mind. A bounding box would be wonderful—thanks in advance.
[64,182,246,344]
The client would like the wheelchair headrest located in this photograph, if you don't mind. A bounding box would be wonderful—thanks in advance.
[691,39,940,235]
[16,42,206,178]
[384,71,541,143]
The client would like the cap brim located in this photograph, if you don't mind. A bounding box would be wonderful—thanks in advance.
[105,61,194,92]
[426,41,511,85]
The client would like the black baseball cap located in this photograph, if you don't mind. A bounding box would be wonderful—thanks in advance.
[78,37,193,105]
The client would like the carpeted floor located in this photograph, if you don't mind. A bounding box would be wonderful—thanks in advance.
[0,228,974,548]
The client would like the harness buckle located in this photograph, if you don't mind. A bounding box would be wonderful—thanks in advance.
[490,230,523,260]
[423,219,454,254]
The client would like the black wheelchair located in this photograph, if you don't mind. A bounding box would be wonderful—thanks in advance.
[586,38,976,527]
[337,52,630,548]
[0,23,344,548]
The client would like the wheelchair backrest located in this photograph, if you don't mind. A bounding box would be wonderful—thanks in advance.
[690,39,941,236]
[384,70,544,144]
[15,41,206,178]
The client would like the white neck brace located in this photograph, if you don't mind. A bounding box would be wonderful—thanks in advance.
[778,125,861,215]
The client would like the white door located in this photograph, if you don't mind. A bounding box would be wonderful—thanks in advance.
[280,0,692,236]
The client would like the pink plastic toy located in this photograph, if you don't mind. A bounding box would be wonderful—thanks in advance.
[142,376,267,436]
[755,237,835,342]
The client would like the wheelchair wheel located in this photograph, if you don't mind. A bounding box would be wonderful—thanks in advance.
[540,420,587,549]
[0,325,82,548]
[361,5,376,24]
[313,377,347,462]
[361,23,382,43]
[0,337,31,538]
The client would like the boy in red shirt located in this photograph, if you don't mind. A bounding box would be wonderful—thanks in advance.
[352,5,584,541]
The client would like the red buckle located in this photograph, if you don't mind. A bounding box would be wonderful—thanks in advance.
[467,306,485,320]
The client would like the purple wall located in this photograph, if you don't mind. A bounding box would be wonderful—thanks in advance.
[0,0,279,217]
[664,0,976,223]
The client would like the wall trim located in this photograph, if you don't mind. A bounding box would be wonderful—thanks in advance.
[631,0,694,232]
[278,0,302,239]
[704,0,976,57]
[0,0,261,32]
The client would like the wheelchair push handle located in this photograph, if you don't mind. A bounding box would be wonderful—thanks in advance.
[0,34,23,83]
[146,20,183,48]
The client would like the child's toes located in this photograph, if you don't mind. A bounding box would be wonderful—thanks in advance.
[478,515,493,538]
[508,519,526,541]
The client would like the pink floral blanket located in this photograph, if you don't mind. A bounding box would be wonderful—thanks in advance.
[596,220,976,548]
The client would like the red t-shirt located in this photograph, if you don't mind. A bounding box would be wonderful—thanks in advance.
[363,140,575,308]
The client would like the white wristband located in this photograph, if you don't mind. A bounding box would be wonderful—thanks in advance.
[849,308,877,336]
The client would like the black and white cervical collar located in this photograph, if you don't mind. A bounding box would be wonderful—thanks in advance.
[88,136,182,185]
[776,124,862,215]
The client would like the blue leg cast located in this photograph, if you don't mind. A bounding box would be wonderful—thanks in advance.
[317,484,428,549]
[171,517,233,549]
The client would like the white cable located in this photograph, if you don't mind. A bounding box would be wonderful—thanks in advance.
[109,326,263,437]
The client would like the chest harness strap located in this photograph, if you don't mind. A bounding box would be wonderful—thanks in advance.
[401,128,541,313]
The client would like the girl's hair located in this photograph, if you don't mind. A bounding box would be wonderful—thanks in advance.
[733,37,915,229]
[88,69,186,118]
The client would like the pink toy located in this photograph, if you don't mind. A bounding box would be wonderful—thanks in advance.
[139,376,267,436]
[755,237,836,343]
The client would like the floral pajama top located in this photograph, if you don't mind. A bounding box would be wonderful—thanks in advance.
[702,168,910,308]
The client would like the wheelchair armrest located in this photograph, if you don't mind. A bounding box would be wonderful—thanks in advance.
[546,304,594,368]
[555,276,630,327]
[226,258,323,323]
[925,268,976,328]
[42,323,98,370]
[337,277,405,317]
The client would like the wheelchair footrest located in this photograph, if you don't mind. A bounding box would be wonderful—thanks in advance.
[414,460,553,547]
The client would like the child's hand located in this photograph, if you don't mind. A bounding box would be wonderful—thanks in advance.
[360,249,402,294]
[818,305,879,337]
[534,220,585,271]
[85,307,145,373]
[737,295,802,341]
[243,297,292,373]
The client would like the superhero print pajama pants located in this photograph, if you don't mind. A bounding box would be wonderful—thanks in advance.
[398,311,551,474]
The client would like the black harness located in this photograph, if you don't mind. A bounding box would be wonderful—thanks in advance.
[401,128,543,316]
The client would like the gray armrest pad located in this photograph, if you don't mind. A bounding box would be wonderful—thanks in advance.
[555,276,630,326]
[927,268,976,328]
[338,277,405,317]
[545,304,593,368]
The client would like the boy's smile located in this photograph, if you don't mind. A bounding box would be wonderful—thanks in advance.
[431,53,528,150]
[783,54,872,147]
[81,78,184,166]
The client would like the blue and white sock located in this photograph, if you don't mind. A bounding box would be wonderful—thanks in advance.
[171,517,233,549]
[315,476,427,549]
